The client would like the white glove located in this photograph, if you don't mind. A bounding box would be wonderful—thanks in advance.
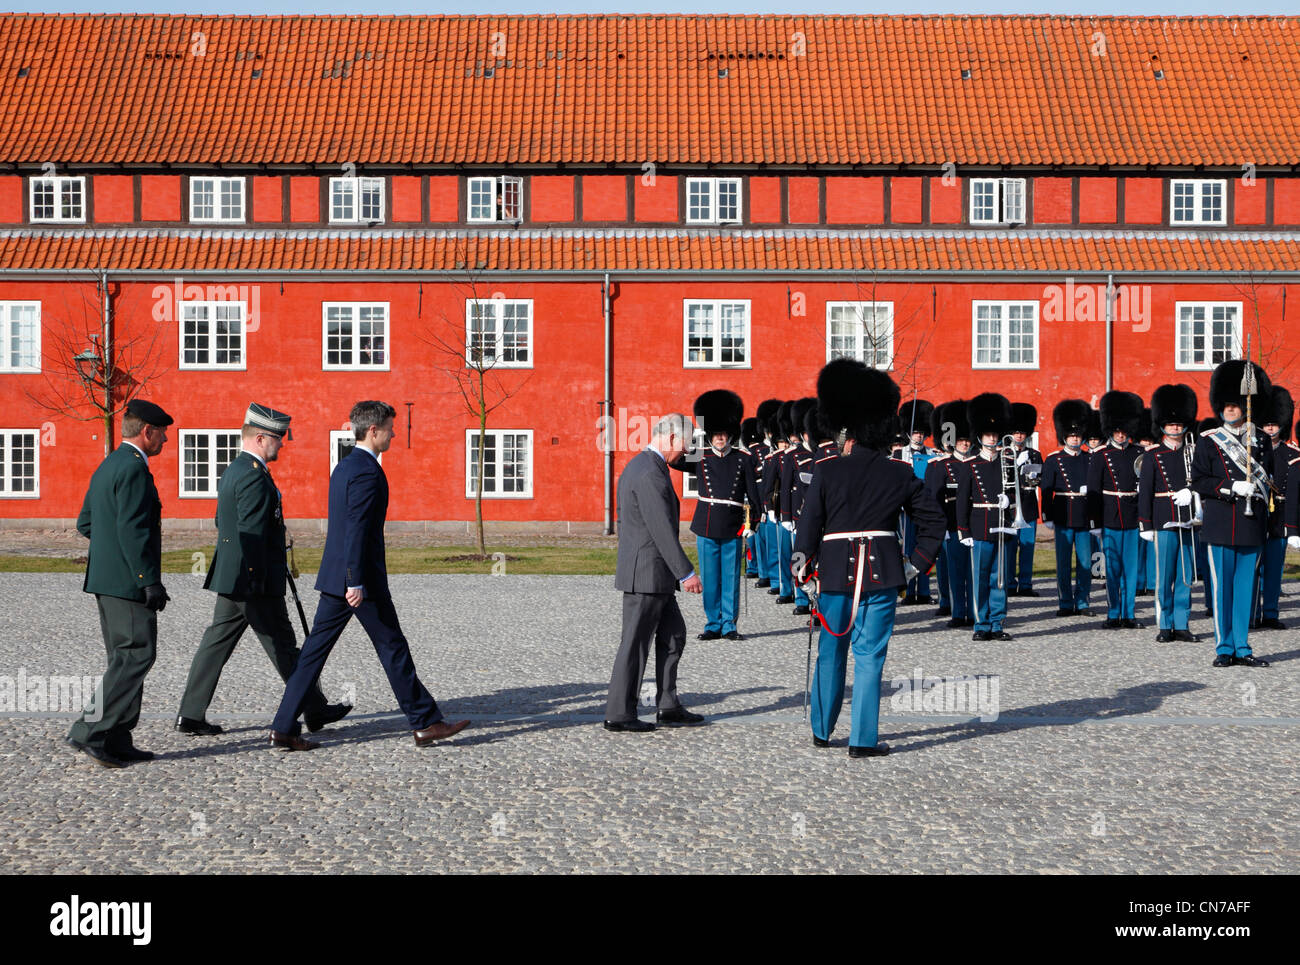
[781,520,794,532]
[997,493,1011,510]
[1016,450,1030,467]
[1231,480,1254,497]
[1078,485,1087,496]
[960,537,974,548]
[1289,536,1300,551]
[1089,528,1102,538]
[1043,521,1055,532]
[1172,488,1193,507]
[766,511,776,524]
[1140,529,1154,542]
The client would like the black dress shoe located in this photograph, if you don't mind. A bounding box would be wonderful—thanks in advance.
[1075,608,1092,618]
[65,737,127,768]
[962,617,975,627]
[767,587,780,596]
[972,631,992,641]
[1172,629,1197,642]
[775,595,795,605]
[1249,620,1262,630]
[697,629,722,640]
[812,736,831,748]
[901,594,919,605]
[112,745,155,762]
[1019,588,1041,597]
[656,707,706,726]
[1233,655,1270,667]
[935,606,952,617]
[916,595,933,604]
[1006,588,1020,597]
[724,631,744,641]
[848,743,890,758]
[792,605,810,616]
[1102,618,1122,629]
[304,702,353,733]
[755,578,772,588]
[1155,629,1173,642]
[1259,618,1286,630]
[988,630,1012,640]
[1120,619,1143,629]
[1212,655,1234,668]
[946,617,965,628]
[1204,608,1214,618]
[603,718,655,732]
[1056,607,1075,617]
[269,730,320,751]
[175,715,223,736]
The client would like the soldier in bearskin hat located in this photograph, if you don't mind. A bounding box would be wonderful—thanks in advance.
[1138,384,1199,642]
[1006,403,1043,596]
[1284,409,1300,579]
[772,400,802,605]
[1134,406,1160,598]
[1193,415,1221,616]
[1252,386,1295,630]
[781,397,819,616]
[956,393,1019,640]
[923,400,975,626]
[794,359,944,757]
[895,398,938,605]
[740,416,764,579]
[1191,359,1275,667]
[756,399,785,594]
[1087,390,1146,629]
[1085,408,1104,452]
[1040,400,1096,617]
[688,391,761,641]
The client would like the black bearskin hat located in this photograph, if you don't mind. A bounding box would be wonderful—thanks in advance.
[1085,408,1103,442]
[1150,384,1197,435]
[932,399,971,450]
[694,389,743,442]
[967,393,1012,441]
[740,416,761,449]
[804,402,834,443]
[1137,408,1157,442]
[791,397,817,440]
[1010,403,1038,436]
[898,399,935,438]
[1197,416,1220,435]
[1100,390,1144,438]
[816,357,900,450]
[1264,386,1294,443]
[1209,359,1272,416]
[777,400,797,440]
[1052,399,1091,444]
[756,399,782,440]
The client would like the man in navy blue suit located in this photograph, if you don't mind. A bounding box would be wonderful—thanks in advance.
[269,401,469,750]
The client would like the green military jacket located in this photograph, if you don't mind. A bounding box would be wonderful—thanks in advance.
[77,443,162,601]
[204,450,287,598]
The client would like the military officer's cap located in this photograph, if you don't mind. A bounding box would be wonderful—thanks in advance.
[124,399,174,427]
[245,403,293,440]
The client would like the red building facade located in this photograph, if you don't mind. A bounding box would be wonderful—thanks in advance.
[2,14,1298,527]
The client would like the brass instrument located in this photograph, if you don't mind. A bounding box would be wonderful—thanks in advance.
[993,434,1033,588]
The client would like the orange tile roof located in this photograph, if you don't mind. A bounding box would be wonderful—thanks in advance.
[2,14,1300,168]
[2,228,1298,275]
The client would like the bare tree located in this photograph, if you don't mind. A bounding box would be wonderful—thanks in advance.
[1231,271,1297,381]
[420,253,534,558]
[24,267,168,458]
[826,270,941,400]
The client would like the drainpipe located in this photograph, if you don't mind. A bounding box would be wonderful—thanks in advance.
[602,272,613,536]
[1105,272,1114,393]
[102,269,113,458]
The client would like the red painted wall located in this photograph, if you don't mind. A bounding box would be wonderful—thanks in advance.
[92,175,134,223]
[634,174,677,222]
[531,176,575,222]
[929,178,961,224]
[1079,177,1117,223]
[582,176,627,222]
[748,178,781,223]
[289,177,317,223]
[827,177,875,224]
[891,177,922,224]
[141,175,181,221]
[1235,178,1266,225]
[0,175,22,222]
[428,176,459,222]
[390,176,422,222]
[1125,178,1163,224]
[787,178,820,224]
[251,177,282,223]
[1275,179,1300,225]
[1033,177,1072,224]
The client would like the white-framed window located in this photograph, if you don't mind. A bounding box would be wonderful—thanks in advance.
[826,301,893,368]
[1175,302,1241,370]
[329,430,381,473]
[323,303,389,370]
[1171,179,1226,225]
[969,178,1026,225]
[189,176,246,223]
[465,299,532,368]
[684,300,750,368]
[0,430,39,497]
[972,301,1039,369]
[30,176,85,223]
[180,301,246,370]
[329,177,385,223]
[179,429,240,498]
[681,427,707,498]
[467,176,523,223]
[466,429,533,498]
[685,177,741,224]
[0,302,40,373]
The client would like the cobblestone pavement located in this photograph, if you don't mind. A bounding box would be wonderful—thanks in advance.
[0,573,1296,873]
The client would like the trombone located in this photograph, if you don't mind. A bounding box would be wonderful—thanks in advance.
[993,434,1034,589]
[1162,429,1202,589]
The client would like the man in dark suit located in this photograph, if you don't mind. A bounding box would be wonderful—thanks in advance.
[66,399,173,768]
[269,401,469,750]
[604,413,705,732]
[176,404,351,736]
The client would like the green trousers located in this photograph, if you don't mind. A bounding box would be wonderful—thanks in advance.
[178,594,329,721]
[68,594,156,752]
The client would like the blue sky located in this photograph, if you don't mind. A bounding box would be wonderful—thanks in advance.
[10,3,1300,16]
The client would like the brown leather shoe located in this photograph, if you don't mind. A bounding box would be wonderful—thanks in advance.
[269,730,319,751]
[413,719,470,746]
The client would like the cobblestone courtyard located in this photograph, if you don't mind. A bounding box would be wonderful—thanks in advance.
[1,573,1295,873]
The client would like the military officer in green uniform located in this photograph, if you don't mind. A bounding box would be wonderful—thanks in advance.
[176,404,351,736]
[66,399,173,768]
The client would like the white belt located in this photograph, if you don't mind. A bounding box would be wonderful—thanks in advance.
[821,531,896,628]
[1102,490,1137,497]
[823,530,896,541]
[1057,491,1085,497]
[973,502,1000,509]
[698,496,743,508]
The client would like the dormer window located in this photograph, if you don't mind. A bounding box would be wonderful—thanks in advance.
[1171,179,1226,225]
[686,177,741,224]
[970,178,1026,225]
[190,177,246,223]
[329,177,385,223]
[30,176,85,223]
[468,176,523,223]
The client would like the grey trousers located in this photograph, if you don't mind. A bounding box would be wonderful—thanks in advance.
[178,594,328,721]
[604,591,686,723]
[68,594,157,752]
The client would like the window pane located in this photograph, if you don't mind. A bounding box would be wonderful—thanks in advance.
[468,301,495,363]
[972,181,997,222]
[332,180,355,221]
[827,306,856,360]
[500,178,521,220]
[32,180,55,220]
[686,302,714,363]
[192,180,214,220]
[469,179,495,221]
[717,180,739,221]
[361,179,383,221]
[1201,182,1224,223]
[183,434,209,493]
[220,180,243,220]
[687,180,712,222]
[1172,182,1195,223]
[719,303,746,364]
[183,304,208,365]
[60,179,84,220]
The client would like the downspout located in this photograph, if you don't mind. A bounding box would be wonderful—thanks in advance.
[1105,272,1114,393]
[602,272,613,536]
[102,269,113,458]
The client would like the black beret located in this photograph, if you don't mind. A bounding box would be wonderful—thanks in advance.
[124,399,174,427]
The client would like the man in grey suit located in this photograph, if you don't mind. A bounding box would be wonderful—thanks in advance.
[604,414,706,732]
